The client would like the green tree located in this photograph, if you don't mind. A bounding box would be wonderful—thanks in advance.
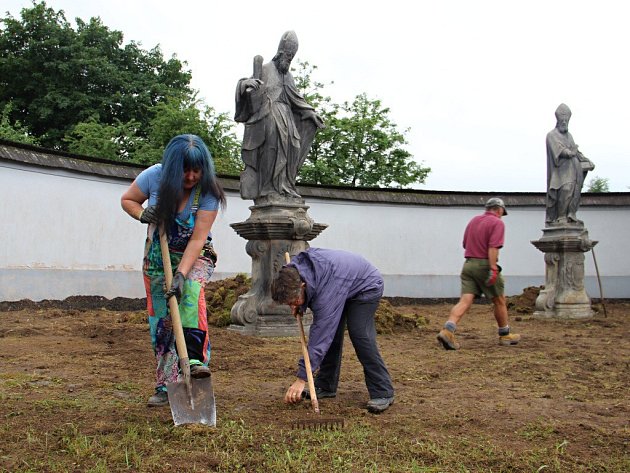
[0,103,39,145]
[132,95,242,173]
[0,2,242,174]
[203,107,243,176]
[586,176,610,193]
[64,116,141,161]
[293,62,430,188]
[64,95,242,171]
[0,1,191,149]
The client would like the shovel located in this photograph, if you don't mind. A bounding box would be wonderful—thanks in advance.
[159,226,216,426]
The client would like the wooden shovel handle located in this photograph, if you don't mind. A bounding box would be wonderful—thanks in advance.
[159,227,189,363]
[285,252,320,414]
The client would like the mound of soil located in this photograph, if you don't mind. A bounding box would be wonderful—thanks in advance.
[204,273,251,327]
[0,283,557,329]
[375,299,428,334]
[506,286,542,314]
[0,295,147,312]
[203,275,429,333]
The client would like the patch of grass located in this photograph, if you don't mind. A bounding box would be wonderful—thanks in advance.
[519,418,558,441]
[33,398,93,411]
[1,414,628,472]
[1,373,39,389]
[112,381,140,392]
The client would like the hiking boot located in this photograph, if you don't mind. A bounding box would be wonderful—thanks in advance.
[437,329,460,350]
[190,365,211,379]
[499,333,521,346]
[302,387,336,400]
[147,390,169,407]
[367,396,394,413]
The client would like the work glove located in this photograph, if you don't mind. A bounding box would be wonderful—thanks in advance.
[485,265,502,287]
[165,271,185,303]
[139,205,159,224]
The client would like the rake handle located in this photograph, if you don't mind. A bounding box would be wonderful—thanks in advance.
[285,252,320,414]
[297,312,320,414]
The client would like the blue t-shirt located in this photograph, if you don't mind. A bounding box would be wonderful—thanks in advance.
[135,164,219,236]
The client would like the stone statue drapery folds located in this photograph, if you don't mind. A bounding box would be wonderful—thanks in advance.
[545,103,595,224]
[234,31,324,202]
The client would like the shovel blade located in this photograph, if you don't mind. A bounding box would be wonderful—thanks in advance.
[166,377,216,427]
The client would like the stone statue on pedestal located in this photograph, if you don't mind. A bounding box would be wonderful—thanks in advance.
[234,30,325,204]
[230,31,327,336]
[532,104,597,318]
[545,103,595,225]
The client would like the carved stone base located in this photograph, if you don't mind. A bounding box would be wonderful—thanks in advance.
[229,200,327,337]
[534,303,593,319]
[228,313,313,337]
[531,222,596,319]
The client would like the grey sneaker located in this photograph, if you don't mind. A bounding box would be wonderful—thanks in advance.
[147,390,168,407]
[367,396,394,413]
[190,365,211,379]
[302,387,336,400]
[437,329,460,350]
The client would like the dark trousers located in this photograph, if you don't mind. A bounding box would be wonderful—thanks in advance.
[315,299,394,399]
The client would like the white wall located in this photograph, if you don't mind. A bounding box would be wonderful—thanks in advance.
[1,160,629,301]
[302,198,629,298]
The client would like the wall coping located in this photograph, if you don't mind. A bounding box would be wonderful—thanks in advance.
[2,138,629,207]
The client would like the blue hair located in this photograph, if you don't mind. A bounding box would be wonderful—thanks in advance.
[156,134,226,226]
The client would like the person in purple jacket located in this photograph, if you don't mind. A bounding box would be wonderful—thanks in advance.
[271,248,395,413]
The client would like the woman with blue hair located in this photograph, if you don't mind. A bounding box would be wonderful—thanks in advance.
[121,134,226,407]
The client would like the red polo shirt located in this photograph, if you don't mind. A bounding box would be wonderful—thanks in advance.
[462,211,505,259]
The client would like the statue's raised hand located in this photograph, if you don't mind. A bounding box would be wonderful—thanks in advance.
[244,78,263,91]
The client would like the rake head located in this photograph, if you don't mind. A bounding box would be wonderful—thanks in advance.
[292,417,346,430]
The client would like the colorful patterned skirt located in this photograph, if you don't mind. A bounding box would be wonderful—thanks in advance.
[142,234,215,391]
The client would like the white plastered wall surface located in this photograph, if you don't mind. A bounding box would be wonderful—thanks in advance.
[1,143,629,301]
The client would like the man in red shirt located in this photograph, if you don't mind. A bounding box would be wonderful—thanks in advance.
[437,198,521,350]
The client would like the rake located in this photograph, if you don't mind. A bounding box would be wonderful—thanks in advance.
[291,417,346,430]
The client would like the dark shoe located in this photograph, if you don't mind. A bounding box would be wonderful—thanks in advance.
[147,390,168,407]
[367,396,394,413]
[190,365,211,379]
[499,333,521,346]
[437,329,460,350]
[302,387,336,400]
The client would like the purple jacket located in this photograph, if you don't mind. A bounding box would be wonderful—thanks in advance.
[288,248,384,380]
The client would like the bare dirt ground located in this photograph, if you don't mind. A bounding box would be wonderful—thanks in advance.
[0,290,628,472]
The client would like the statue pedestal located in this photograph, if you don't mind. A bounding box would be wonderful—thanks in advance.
[229,198,327,336]
[531,223,596,319]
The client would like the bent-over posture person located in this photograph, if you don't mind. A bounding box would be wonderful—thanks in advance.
[437,198,521,350]
[272,248,395,413]
[121,134,226,407]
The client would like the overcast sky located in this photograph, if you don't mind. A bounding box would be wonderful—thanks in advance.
[4,0,630,192]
